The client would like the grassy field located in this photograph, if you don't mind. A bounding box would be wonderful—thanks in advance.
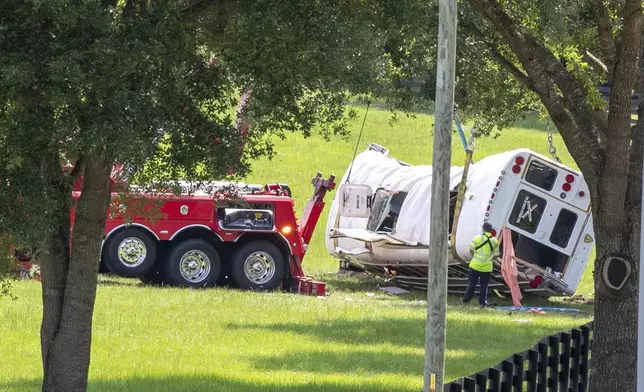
[0,107,594,391]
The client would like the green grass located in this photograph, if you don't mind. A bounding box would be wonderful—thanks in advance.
[0,107,594,391]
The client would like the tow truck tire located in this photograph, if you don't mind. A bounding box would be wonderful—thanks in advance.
[102,228,157,277]
[230,241,286,291]
[164,239,220,288]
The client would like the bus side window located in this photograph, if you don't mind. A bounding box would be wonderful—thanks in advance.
[367,191,408,233]
[524,160,558,191]
[549,208,578,248]
[379,192,408,232]
[366,189,391,231]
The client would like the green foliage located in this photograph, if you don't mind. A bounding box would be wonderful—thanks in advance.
[0,0,609,248]
[0,236,13,275]
[0,235,15,299]
[0,0,447,249]
[208,0,440,148]
[0,1,256,246]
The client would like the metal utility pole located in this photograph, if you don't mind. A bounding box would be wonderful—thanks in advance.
[423,0,457,390]
[637,154,644,392]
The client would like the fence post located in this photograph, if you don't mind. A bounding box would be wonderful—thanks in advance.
[580,325,591,391]
[475,372,488,391]
[559,332,571,392]
[570,328,582,392]
[501,360,514,392]
[527,349,539,392]
[537,342,548,392]
[463,376,476,391]
[513,353,525,392]
[548,335,560,392]
[489,367,501,391]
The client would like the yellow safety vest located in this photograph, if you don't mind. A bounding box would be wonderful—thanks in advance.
[469,233,498,273]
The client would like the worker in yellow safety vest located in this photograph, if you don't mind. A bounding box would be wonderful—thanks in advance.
[462,222,499,307]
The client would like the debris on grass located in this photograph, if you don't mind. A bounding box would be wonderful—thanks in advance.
[379,286,409,295]
[561,294,594,305]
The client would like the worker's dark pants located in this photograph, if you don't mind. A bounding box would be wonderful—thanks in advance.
[462,268,491,305]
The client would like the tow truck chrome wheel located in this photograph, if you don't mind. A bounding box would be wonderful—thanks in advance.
[179,250,211,283]
[231,241,285,290]
[103,228,158,278]
[117,237,147,267]
[243,251,276,285]
[164,239,220,287]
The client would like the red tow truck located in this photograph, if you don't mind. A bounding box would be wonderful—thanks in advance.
[15,167,336,296]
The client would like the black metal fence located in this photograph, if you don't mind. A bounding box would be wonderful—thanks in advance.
[445,322,593,392]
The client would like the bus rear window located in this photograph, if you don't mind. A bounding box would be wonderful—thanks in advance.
[524,160,558,191]
[550,209,578,248]
[509,190,547,234]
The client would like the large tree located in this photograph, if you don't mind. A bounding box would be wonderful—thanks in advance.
[0,2,249,389]
[460,0,643,390]
[0,1,437,390]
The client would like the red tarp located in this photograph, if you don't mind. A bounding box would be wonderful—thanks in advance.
[500,229,522,307]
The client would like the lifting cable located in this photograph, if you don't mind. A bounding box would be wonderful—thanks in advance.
[334,100,371,250]
[345,100,371,185]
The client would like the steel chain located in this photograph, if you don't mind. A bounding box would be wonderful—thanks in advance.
[546,118,561,163]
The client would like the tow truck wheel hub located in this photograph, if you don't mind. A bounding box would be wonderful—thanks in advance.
[244,251,275,284]
[179,250,211,283]
[117,237,147,267]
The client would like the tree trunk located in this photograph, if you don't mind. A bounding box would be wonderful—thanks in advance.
[39,151,72,380]
[40,225,70,384]
[588,13,643,390]
[466,1,643,389]
[41,156,112,392]
[589,204,640,391]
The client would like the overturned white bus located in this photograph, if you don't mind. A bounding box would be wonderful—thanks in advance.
[326,144,595,297]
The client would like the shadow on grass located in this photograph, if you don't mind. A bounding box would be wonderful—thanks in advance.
[96,275,231,291]
[225,311,588,380]
[2,309,589,392]
[97,275,142,287]
[226,313,581,350]
[245,349,443,376]
[0,376,417,392]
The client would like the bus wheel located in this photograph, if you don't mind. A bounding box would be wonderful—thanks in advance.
[164,239,220,288]
[103,228,157,277]
[230,241,285,291]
